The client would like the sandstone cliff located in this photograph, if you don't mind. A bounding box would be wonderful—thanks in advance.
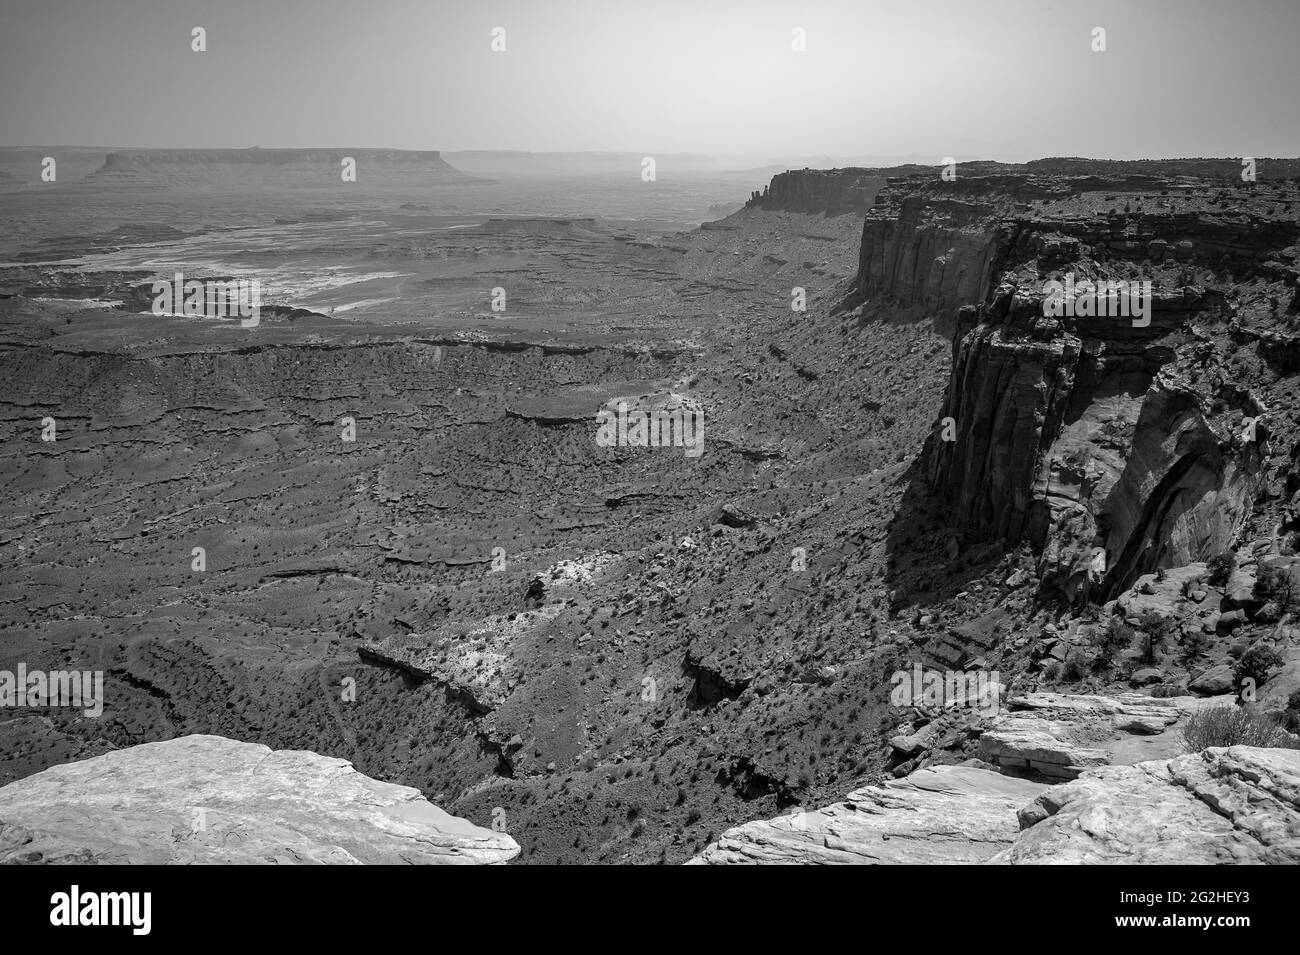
[841,167,1300,602]
[747,167,892,217]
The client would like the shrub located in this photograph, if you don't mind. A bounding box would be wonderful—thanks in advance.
[1061,651,1087,682]
[1206,552,1236,587]
[1235,645,1283,687]
[1180,704,1292,752]
[1253,566,1297,611]
[1179,627,1211,665]
[1092,617,1134,659]
[1284,690,1300,733]
[1135,611,1175,665]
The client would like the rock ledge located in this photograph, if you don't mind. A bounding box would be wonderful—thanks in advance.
[0,735,519,864]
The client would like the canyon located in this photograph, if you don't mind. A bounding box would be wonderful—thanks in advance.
[2,152,1300,863]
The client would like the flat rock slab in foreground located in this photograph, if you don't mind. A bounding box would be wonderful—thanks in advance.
[992,745,1300,864]
[0,735,519,864]
[690,764,1049,864]
[978,691,1235,779]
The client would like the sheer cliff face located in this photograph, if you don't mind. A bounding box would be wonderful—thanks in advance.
[929,285,1261,602]
[851,191,1007,323]
[853,170,1299,602]
[747,168,889,216]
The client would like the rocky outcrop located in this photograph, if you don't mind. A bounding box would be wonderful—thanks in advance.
[693,691,1299,864]
[0,735,519,864]
[689,763,1049,864]
[978,691,1231,779]
[1114,563,1221,621]
[993,745,1300,864]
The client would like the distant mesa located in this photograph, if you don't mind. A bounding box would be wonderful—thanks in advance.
[82,147,477,189]
[0,146,114,185]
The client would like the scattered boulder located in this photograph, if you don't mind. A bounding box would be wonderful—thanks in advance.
[927,608,1011,669]
[718,502,758,528]
[1189,664,1236,695]
[889,734,922,757]
[525,575,546,604]
[1256,601,1283,624]
[1217,609,1248,632]
[1130,667,1164,686]
[1224,565,1261,608]
[1114,714,1169,735]
[979,719,1110,779]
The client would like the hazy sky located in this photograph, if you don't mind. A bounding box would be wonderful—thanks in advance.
[1,0,1297,162]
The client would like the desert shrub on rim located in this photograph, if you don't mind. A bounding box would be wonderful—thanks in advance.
[1180,704,1296,753]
